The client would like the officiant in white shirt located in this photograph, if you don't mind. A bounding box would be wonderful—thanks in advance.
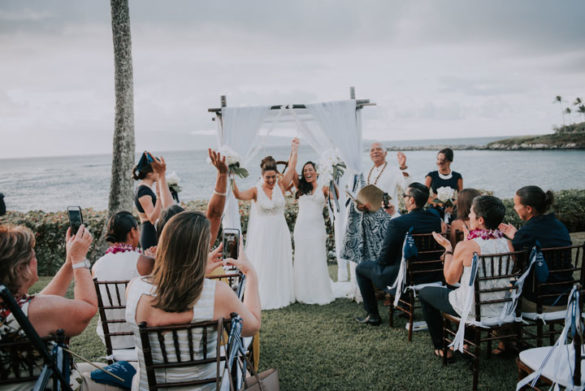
[365,142,412,216]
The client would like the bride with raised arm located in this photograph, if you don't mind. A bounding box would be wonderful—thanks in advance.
[231,138,299,310]
[292,160,334,305]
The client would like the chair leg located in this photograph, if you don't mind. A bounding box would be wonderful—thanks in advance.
[472,328,481,391]
[536,320,543,347]
[549,323,555,346]
[388,300,394,327]
[442,316,449,367]
[407,292,414,342]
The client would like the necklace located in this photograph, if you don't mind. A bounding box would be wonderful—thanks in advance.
[106,243,139,255]
[367,162,388,185]
[466,229,505,241]
[438,170,452,180]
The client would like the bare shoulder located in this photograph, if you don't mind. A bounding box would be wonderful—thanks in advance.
[455,240,480,267]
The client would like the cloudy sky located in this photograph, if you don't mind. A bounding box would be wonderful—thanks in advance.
[1,0,584,158]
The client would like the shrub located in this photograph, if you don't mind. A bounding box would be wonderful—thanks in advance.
[2,190,584,275]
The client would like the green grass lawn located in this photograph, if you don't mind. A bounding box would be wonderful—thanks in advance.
[29,232,585,391]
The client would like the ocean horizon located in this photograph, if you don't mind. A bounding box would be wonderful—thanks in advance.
[1,136,584,212]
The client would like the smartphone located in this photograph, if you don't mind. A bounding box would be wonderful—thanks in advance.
[222,229,240,259]
[67,206,83,235]
[383,193,391,209]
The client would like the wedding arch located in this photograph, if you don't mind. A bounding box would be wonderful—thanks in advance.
[209,87,375,277]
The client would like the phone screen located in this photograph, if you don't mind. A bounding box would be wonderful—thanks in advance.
[222,230,239,259]
[67,206,83,235]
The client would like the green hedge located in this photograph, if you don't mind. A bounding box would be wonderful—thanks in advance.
[1,190,584,276]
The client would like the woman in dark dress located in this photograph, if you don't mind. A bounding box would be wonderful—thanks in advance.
[499,185,572,310]
[425,148,463,222]
[132,152,174,250]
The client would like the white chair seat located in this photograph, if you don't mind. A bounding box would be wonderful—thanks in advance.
[112,348,138,362]
[522,310,566,322]
[519,344,584,387]
[408,281,443,292]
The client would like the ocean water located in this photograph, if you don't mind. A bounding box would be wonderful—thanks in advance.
[1,140,584,212]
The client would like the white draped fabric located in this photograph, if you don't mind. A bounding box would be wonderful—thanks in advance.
[217,100,363,281]
[219,106,271,230]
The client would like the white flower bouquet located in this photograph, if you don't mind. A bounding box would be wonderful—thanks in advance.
[166,171,182,194]
[318,149,346,185]
[214,146,249,178]
[434,186,456,207]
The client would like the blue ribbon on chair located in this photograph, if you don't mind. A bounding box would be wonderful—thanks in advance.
[529,240,549,284]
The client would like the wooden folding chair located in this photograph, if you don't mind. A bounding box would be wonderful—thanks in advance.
[387,232,445,341]
[521,243,585,347]
[0,284,72,391]
[442,250,527,391]
[138,318,230,390]
[93,278,136,363]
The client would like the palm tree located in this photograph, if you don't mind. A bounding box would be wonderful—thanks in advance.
[578,105,585,121]
[565,107,572,124]
[574,97,582,106]
[555,95,565,125]
[107,0,135,221]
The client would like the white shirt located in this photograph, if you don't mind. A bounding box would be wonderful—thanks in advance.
[365,162,412,211]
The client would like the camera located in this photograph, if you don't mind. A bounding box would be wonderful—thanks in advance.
[222,229,240,259]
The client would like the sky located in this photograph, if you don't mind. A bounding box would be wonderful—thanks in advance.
[1,0,584,158]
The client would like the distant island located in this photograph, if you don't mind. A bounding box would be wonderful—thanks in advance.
[384,121,585,151]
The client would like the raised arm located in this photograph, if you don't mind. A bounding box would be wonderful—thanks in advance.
[207,149,228,245]
[280,138,299,190]
[231,178,257,201]
[150,154,174,209]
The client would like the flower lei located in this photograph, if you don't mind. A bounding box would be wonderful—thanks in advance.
[105,243,140,255]
[466,229,505,241]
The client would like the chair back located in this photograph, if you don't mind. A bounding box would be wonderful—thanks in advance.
[530,244,585,310]
[473,250,527,322]
[0,285,72,391]
[93,278,133,357]
[138,318,228,390]
[406,233,445,286]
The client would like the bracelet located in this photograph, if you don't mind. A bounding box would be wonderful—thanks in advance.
[444,250,453,256]
[72,259,91,270]
[399,166,408,170]
[213,190,227,197]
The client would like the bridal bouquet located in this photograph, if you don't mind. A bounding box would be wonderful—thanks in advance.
[434,186,456,207]
[214,146,249,179]
[166,171,182,194]
[318,149,346,185]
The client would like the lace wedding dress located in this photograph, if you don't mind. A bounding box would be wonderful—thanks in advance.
[245,182,295,310]
[293,189,335,305]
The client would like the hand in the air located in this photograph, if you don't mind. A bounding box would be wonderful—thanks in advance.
[66,225,93,264]
[208,149,228,175]
[397,151,407,169]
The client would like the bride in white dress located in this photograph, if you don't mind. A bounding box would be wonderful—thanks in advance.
[231,139,299,310]
[292,161,334,305]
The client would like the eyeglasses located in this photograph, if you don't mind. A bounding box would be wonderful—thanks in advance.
[402,193,412,198]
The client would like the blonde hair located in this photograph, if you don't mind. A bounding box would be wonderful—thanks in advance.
[0,225,36,295]
[151,211,210,312]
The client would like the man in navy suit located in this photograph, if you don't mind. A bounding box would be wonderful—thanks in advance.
[355,182,442,325]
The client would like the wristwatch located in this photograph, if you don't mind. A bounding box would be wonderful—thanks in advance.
[72,259,91,270]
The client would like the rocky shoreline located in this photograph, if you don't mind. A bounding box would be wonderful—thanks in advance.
[383,143,584,151]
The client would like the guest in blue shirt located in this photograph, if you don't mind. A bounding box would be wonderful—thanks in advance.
[499,185,572,309]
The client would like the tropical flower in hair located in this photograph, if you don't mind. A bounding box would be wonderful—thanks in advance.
[434,186,456,206]
[166,171,182,194]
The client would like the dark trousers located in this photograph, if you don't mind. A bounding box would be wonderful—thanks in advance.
[355,261,398,318]
[419,286,458,349]
[140,221,157,250]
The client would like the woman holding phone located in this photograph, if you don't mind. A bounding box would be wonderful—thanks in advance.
[132,151,174,250]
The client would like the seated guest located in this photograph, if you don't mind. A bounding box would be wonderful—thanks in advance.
[449,188,481,246]
[92,211,141,350]
[355,183,441,326]
[125,211,261,389]
[0,224,97,387]
[418,196,513,358]
[0,225,97,337]
[499,185,572,310]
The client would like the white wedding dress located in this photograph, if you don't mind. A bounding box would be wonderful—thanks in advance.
[293,189,334,305]
[245,182,295,310]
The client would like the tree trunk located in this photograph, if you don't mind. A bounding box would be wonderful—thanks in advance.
[101,0,135,248]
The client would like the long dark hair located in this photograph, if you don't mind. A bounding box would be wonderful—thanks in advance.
[296,161,316,199]
[455,189,481,220]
